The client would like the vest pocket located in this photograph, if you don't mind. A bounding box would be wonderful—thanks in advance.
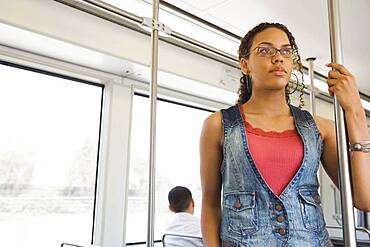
[224,191,258,235]
[298,189,326,232]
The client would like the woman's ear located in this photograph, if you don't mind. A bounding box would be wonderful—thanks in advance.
[240,58,250,75]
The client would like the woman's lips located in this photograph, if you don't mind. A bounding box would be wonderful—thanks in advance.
[271,70,286,76]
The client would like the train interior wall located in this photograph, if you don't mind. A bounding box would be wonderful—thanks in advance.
[0,0,369,246]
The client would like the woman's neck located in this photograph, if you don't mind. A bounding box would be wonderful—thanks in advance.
[244,90,290,117]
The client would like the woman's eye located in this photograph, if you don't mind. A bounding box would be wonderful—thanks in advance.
[281,48,293,55]
[258,47,270,55]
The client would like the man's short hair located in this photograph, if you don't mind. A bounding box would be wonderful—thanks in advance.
[168,186,192,213]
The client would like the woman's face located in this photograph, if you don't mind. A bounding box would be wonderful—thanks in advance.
[241,27,294,92]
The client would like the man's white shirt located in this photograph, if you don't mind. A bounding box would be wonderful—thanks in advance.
[164,212,203,247]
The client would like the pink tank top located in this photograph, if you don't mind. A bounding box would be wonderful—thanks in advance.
[240,106,304,196]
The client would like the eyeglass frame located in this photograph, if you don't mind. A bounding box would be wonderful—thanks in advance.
[243,46,296,58]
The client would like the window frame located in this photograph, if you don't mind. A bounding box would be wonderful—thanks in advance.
[0,45,133,246]
[0,59,104,245]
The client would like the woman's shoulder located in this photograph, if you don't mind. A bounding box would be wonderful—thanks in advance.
[203,111,223,132]
[291,106,334,140]
[202,105,240,140]
[313,115,335,140]
[201,111,224,148]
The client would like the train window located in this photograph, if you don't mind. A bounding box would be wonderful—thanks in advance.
[0,63,103,247]
[126,94,211,243]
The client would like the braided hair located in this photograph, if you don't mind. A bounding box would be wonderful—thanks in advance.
[237,22,305,108]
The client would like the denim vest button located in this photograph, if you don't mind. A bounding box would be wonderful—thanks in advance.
[234,198,241,209]
[277,228,287,235]
[276,215,285,222]
[275,204,283,211]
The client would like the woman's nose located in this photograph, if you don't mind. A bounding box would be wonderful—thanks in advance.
[272,52,284,63]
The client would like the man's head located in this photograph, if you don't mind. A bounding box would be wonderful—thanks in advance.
[168,186,194,214]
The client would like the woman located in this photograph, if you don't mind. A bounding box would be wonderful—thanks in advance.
[200,22,370,247]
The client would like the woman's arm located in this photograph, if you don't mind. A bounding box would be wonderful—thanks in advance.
[200,112,223,246]
[316,115,370,211]
[316,63,370,211]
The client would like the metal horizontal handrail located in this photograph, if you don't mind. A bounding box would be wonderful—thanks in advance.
[327,225,370,239]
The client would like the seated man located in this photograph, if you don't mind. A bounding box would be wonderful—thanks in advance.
[164,186,203,247]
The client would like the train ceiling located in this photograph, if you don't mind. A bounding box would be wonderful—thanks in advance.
[163,0,370,95]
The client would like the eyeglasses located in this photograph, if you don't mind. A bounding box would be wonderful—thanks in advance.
[247,46,295,58]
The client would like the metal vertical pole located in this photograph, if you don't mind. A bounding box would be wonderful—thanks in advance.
[147,0,159,247]
[327,0,357,246]
[306,57,316,116]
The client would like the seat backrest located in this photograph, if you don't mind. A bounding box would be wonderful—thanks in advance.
[162,233,204,247]
[61,243,101,247]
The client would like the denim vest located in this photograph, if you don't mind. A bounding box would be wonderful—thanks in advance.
[220,105,330,247]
